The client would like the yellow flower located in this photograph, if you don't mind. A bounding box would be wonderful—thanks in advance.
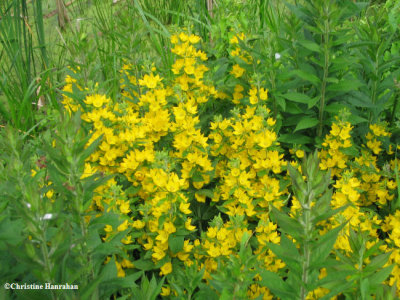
[119,201,131,214]
[256,130,276,148]
[207,227,217,239]
[132,220,145,229]
[166,173,181,192]
[118,220,129,232]
[171,34,179,44]
[367,139,382,155]
[179,32,188,42]
[121,258,134,268]
[180,202,192,214]
[161,286,171,296]
[115,260,125,277]
[259,88,268,100]
[152,247,166,261]
[185,218,196,231]
[46,189,54,199]
[330,123,340,136]
[160,262,172,276]
[122,236,133,244]
[207,244,221,257]
[188,34,201,44]
[230,64,245,78]
[164,221,177,234]
[84,94,108,108]
[134,171,145,181]
[104,225,113,232]
[231,168,241,177]
[139,73,162,89]
[267,118,276,126]
[295,150,304,158]
[195,193,206,203]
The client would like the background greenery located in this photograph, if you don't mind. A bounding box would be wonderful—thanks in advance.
[1,0,400,299]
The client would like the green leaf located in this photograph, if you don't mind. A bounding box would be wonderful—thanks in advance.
[259,270,296,299]
[133,259,154,271]
[77,134,104,167]
[268,236,301,274]
[312,205,348,226]
[0,218,24,246]
[169,234,184,254]
[327,79,362,93]
[298,39,321,53]
[270,206,303,240]
[213,59,229,81]
[93,241,125,257]
[279,133,313,144]
[102,271,142,291]
[275,96,286,110]
[81,256,116,300]
[283,92,312,104]
[196,189,214,198]
[364,252,392,273]
[368,265,394,286]
[191,170,204,182]
[89,213,120,229]
[360,278,370,299]
[324,103,348,113]
[191,267,206,291]
[309,222,347,269]
[290,70,321,85]
[294,117,319,132]
[320,281,354,300]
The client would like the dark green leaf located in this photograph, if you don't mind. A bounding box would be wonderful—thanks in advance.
[290,70,321,85]
[279,133,313,144]
[294,117,319,132]
[283,92,312,104]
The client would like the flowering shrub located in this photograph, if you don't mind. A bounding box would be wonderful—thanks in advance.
[13,32,400,298]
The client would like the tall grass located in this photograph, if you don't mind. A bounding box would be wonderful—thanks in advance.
[0,0,59,132]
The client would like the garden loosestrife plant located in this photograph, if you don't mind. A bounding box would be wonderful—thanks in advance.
[261,151,348,300]
[22,29,399,299]
[4,0,400,298]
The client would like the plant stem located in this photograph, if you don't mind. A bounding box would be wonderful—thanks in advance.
[40,231,57,300]
[369,53,379,124]
[300,176,314,300]
[318,16,330,137]
[300,202,312,300]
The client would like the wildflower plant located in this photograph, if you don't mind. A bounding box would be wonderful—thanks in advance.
[53,31,400,299]
[2,25,400,299]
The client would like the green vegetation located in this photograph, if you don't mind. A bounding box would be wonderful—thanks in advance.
[1,0,400,299]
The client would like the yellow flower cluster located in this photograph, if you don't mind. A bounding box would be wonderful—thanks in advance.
[59,32,400,297]
[319,117,353,176]
[319,118,399,291]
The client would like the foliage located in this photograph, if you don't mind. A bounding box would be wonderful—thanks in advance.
[1,0,400,299]
[0,0,59,131]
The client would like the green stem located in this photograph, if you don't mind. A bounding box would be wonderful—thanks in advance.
[318,18,330,137]
[270,69,277,119]
[300,177,314,300]
[300,203,312,300]
[369,54,379,124]
[390,95,398,126]
[39,224,57,300]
